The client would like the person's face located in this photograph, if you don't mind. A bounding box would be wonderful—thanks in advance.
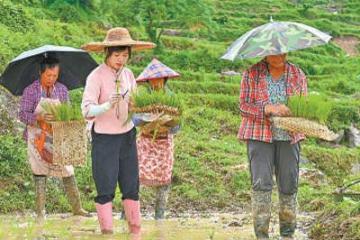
[149,78,165,91]
[266,54,287,69]
[107,49,129,71]
[40,66,59,87]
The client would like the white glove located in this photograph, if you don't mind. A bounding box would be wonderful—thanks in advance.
[87,102,111,117]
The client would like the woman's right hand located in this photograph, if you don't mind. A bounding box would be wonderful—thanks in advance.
[36,113,55,122]
[109,93,122,108]
[265,104,292,117]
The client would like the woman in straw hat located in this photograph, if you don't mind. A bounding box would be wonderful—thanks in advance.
[134,58,180,220]
[81,27,155,236]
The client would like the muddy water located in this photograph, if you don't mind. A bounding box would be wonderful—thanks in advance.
[0,212,313,239]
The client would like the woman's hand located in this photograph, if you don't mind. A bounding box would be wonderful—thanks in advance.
[265,104,291,117]
[36,113,55,122]
[109,93,122,108]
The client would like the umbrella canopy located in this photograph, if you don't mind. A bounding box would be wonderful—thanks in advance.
[221,21,332,61]
[0,45,98,95]
[136,58,180,82]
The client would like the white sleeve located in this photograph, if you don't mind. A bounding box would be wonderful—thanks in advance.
[87,101,111,117]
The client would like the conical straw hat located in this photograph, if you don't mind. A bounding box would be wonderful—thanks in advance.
[136,58,180,82]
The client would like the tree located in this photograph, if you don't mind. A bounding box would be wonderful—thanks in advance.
[114,0,214,48]
[43,0,95,10]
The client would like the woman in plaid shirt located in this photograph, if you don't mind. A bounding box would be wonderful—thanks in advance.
[239,54,307,240]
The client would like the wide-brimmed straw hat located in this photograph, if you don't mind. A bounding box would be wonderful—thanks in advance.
[136,58,180,82]
[81,27,156,52]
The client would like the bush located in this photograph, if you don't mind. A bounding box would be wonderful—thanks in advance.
[49,1,84,22]
[327,104,360,132]
[0,135,28,178]
[0,1,34,32]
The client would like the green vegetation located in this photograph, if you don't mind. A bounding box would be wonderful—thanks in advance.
[41,102,83,121]
[287,93,332,124]
[0,0,359,238]
[132,86,183,112]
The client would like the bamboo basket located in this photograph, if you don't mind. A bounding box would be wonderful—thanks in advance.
[131,104,181,116]
[49,120,87,166]
[131,104,181,138]
[271,117,338,141]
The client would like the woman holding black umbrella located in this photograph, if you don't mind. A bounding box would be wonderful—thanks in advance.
[19,55,88,222]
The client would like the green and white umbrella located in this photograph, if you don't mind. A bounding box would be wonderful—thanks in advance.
[221,20,332,61]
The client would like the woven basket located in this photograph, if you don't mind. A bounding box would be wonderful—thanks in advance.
[131,104,181,139]
[49,120,87,166]
[271,117,338,141]
[131,104,181,116]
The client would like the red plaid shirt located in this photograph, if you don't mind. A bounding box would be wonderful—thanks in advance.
[238,60,307,144]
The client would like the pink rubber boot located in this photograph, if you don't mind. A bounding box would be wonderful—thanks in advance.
[123,199,141,238]
[95,202,113,234]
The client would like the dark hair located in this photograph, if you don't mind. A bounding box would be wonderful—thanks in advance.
[105,46,132,61]
[40,56,60,74]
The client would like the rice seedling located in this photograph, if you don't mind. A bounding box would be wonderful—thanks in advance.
[41,102,83,121]
[287,93,333,124]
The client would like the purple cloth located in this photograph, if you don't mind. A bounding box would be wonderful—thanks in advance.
[19,80,69,140]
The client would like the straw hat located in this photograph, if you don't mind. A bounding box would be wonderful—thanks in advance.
[136,58,180,82]
[81,27,156,52]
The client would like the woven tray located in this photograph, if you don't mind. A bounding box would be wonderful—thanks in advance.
[271,117,338,141]
[49,120,87,166]
[131,104,181,116]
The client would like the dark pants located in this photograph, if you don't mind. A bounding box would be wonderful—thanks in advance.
[247,140,300,238]
[91,127,139,204]
[247,140,300,194]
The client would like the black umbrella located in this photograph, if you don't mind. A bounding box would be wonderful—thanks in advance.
[0,45,98,96]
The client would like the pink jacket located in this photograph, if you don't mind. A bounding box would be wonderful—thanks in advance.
[82,64,136,134]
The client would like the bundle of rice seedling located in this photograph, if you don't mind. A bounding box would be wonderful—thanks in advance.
[40,102,86,166]
[272,93,338,141]
[130,87,182,138]
[287,93,332,124]
[41,102,83,121]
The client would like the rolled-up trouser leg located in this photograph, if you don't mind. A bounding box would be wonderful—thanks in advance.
[252,190,272,239]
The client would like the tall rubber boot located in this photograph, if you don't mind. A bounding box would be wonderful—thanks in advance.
[34,175,47,223]
[123,199,141,238]
[252,190,272,239]
[155,185,170,220]
[95,202,113,234]
[279,193,297,239]
[62,175,89,216]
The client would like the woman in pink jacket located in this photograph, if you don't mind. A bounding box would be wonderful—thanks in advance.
[81,27,155,236]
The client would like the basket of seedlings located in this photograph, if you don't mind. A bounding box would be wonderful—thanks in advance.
[41,102,87,166]
[130,87,182,138]
[271,93,338,141]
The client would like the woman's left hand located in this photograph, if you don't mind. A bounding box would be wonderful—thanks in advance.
[275,104,292,117]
